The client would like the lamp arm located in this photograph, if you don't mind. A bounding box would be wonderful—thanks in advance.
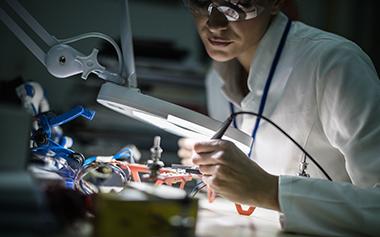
[6,0,59,47]
[121,0,137,88]
[0,0,125,84]
[0,7,47,66]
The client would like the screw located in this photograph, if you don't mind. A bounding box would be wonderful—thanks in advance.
[59,56,66,64]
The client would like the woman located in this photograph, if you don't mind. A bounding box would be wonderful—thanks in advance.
[179,0,380,236]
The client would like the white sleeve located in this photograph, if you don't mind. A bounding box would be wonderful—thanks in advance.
[316,42,380,187]
[279,176,380,237]
[279,42,380,236]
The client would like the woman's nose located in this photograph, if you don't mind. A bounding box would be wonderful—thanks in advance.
[207,7,228,31]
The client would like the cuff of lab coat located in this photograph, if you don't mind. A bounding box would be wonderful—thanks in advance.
[277,175,380,236]
[278,175,295,230]
[278,175,318,233]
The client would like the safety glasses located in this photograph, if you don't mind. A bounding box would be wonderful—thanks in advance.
[184,0,265,22]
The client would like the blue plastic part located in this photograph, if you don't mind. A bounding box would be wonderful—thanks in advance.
[25,83,34,96]
[65,179,75,189]
[83,156,97,166]
[38,114,52,138]
[49,106,96,127]
[32,139,75,159]
[56,163,76,177]
[28,105,97,187]
[83,147,134,167]
[113,147,132,160]
[59,136,68,147]
[31,105,96,171]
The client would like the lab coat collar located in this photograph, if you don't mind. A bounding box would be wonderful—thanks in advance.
[213,59,245,106]
[213,12,289,107]
[246,12,289,95]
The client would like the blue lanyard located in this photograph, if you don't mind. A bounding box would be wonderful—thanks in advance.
[229,18,292,158]
[229,102,238,129]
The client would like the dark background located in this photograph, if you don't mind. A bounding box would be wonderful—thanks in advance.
[0,0,378,162]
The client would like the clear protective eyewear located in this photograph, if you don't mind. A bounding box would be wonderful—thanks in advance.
[185,0,265,22]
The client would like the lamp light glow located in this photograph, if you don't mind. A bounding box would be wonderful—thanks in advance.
[97,83,252,153]
[133,111,210,139]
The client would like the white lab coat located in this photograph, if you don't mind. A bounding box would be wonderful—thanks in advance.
[206,12,380,236]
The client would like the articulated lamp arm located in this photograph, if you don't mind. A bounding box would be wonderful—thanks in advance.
[0,0,127,84]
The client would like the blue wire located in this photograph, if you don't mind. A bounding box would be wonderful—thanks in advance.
[83,156,97,166]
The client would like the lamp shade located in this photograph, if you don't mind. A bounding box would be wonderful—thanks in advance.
[97,82,252,153]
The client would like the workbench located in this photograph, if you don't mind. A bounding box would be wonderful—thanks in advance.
[196,196,310,237]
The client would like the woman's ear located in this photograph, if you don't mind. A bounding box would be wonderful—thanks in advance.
[270,0,285,15]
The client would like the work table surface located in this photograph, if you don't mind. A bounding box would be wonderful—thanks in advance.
[196,196,310,237]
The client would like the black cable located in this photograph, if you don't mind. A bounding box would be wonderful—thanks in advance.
[190,181,204,195]
[191,183,207,198]
[223,111,333,181]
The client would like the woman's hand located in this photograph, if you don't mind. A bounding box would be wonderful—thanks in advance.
[192,139,280,211]
[177,138,198,166]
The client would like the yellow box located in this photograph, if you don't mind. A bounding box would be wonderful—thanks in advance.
[95,192,198,237]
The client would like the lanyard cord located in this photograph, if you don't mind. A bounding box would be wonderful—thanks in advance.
[229,19,292,156]
[229,102,238,129]
[248,18,292,157]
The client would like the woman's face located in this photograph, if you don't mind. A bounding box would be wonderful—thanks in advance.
[193,0,275,62]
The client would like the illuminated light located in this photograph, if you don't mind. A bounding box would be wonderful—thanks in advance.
[167,114,215,137]
[167,114,249,152]
[97,83,252,154]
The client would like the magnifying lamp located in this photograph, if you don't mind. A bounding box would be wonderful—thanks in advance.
[0,0,252,153]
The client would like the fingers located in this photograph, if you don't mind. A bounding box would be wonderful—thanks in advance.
[178,138,197,149]
[202,175,213,186]
[198,164,219,175]
[192,140,235,166]
[178,138,197,165]
[177,147,193,159]
[181,157,193,166]
[202,172,227,192]
[199,164,231,180]
[193,139,227,153]
[179,139,233,156]
[192,150,224,165]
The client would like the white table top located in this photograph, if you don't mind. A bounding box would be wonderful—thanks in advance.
[196,196,310,237]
